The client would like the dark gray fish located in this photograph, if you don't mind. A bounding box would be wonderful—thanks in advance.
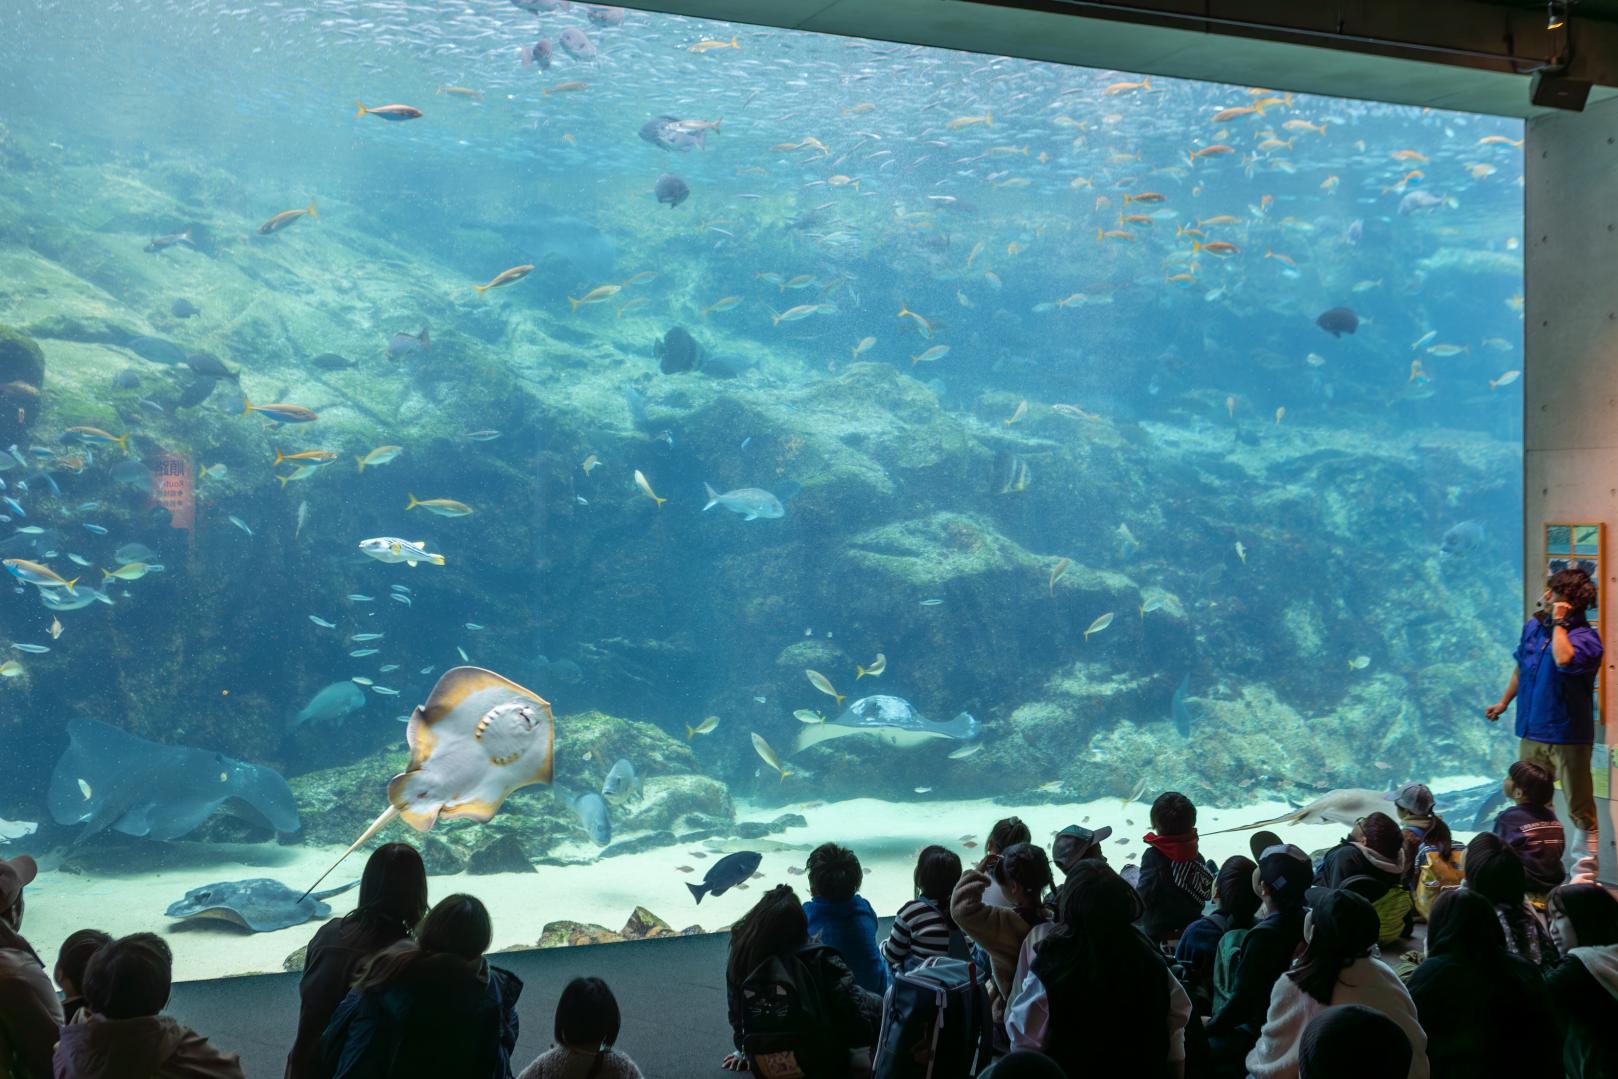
[310,352,355,370]
[601,758,643,807]
[112,369,141,389]
[170,299,202,318]
[387,327,430,358]
[687,850,761,903]
[144,228,193,253]
[175,378,219,409]
[653,326,703,373]
[1314,307,1359,337]
[185,352,239,382]
[110,460,152,488]
[125,336,187,365]
[115,543,159,563]
[654,173,689,208]
[639,115,703,151]
[558,26,595,60]
[702,352,757,378]
[572,790,611,846]
[1440,520,1486,559]
[547,658,582,684]
[519,38,552,70]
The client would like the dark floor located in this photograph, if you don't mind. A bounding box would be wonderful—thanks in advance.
[169,930,739,1078]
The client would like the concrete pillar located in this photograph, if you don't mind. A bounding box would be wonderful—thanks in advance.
[1525,96,1618,881]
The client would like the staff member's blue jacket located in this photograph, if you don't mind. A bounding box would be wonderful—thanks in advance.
[1513,615,1604,744]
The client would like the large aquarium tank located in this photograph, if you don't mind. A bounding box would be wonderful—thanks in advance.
[0,0,1525,979]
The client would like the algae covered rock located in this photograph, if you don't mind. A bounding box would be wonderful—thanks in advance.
[421,835,466,876]
[466,833,536,875]
[0,324,44,443]
[620,906,675,940]
[536,921,623,948]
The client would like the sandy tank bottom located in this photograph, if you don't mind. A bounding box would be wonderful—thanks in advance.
[21,781,1491,982]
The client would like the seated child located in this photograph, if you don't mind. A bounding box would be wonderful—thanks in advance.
[53,929,111,1023]
[1174,855,1259,1016]
[1393,782,1462,920]
[803,842,888,994]
[1315,811,1413,945]
[881,845,964,972]
[1493,760,1567,895]
[54,933,244,1079]
[517,976,643,1079]
[1138,791,1216,943]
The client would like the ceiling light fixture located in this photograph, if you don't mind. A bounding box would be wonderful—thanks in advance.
[1547,1,1567,30]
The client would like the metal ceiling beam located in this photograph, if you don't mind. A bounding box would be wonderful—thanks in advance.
[625,0,1618,116]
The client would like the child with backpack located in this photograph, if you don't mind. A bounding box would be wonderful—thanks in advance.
[1493,760,1567,896]
[881,845,965,974]
[802,843,889,995]
[1174,855,1260,1016]
[721,884,881,1075]
[1393,782,1464,921]
[1138,791,1217,944]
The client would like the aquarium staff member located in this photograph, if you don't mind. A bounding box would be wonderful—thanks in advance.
[1485,566,1604,875]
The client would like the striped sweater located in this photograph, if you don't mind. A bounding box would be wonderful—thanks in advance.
[880,898,953,969]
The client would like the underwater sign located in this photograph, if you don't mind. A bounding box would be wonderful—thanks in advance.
[152,451,195,530]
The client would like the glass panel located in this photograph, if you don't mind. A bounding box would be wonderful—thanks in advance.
[1547,525,1573,553]
[0,4,1527,981]
[1575,524,1600,555]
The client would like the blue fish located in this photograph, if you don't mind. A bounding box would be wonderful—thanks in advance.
[83,523,108,535]
[2,498,23,518]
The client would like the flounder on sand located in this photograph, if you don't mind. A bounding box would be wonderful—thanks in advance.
[165,878,358,933]
[791,695,981,755]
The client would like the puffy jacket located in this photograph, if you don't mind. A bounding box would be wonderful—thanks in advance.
[321,955,521,1079]
[53,1012,243,1079]
[0,923,62,1079]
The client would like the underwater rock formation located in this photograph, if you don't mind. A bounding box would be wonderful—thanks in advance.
[0,324,44,444]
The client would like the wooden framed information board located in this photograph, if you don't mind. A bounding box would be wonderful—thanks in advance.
[1543,521,1606,741]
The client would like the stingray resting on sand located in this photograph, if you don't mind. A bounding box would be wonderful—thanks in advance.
[299,666,554,898]
[47,719,300,843]
[1202,788,1396,836]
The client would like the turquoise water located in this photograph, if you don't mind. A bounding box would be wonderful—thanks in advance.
[0,1,1523,971]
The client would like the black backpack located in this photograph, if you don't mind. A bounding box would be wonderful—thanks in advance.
[739,945,850,1079]
[872,957,990,1079]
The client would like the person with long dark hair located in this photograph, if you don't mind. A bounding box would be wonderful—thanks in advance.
[1544,882,1618,1077]
[1485,566,1604,875]
[1006,860,1190,1077]
[1406,888,1558,1078]
[719,884,879,1074]
[880,845,963,973]
[286,842,429,1079]
[1462,832,1558,969]
[321,893,521,1079]
[518,977,643,1079]
[1245,889,1428,1079]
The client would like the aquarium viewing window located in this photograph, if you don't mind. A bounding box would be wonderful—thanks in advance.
[0,0,1526,980]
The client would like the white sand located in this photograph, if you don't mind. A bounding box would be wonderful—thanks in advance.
[20,780,1489,983]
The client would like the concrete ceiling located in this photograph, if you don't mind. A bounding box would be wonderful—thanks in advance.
[623,0,1618,117]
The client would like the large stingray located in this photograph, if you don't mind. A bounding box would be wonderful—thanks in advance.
[165,878,358,933]
[299,667,553,898]
[1202,788,1395,836]
[791,695,981,755]
[47,719,300,843]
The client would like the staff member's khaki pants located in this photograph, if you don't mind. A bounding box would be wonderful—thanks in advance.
[1520,738,1598,833]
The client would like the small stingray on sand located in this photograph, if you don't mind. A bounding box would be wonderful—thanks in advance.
[165,878,357,932]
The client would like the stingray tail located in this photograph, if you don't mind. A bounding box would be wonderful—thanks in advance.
[1201,810,1300,836]
[297,804,400,902]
